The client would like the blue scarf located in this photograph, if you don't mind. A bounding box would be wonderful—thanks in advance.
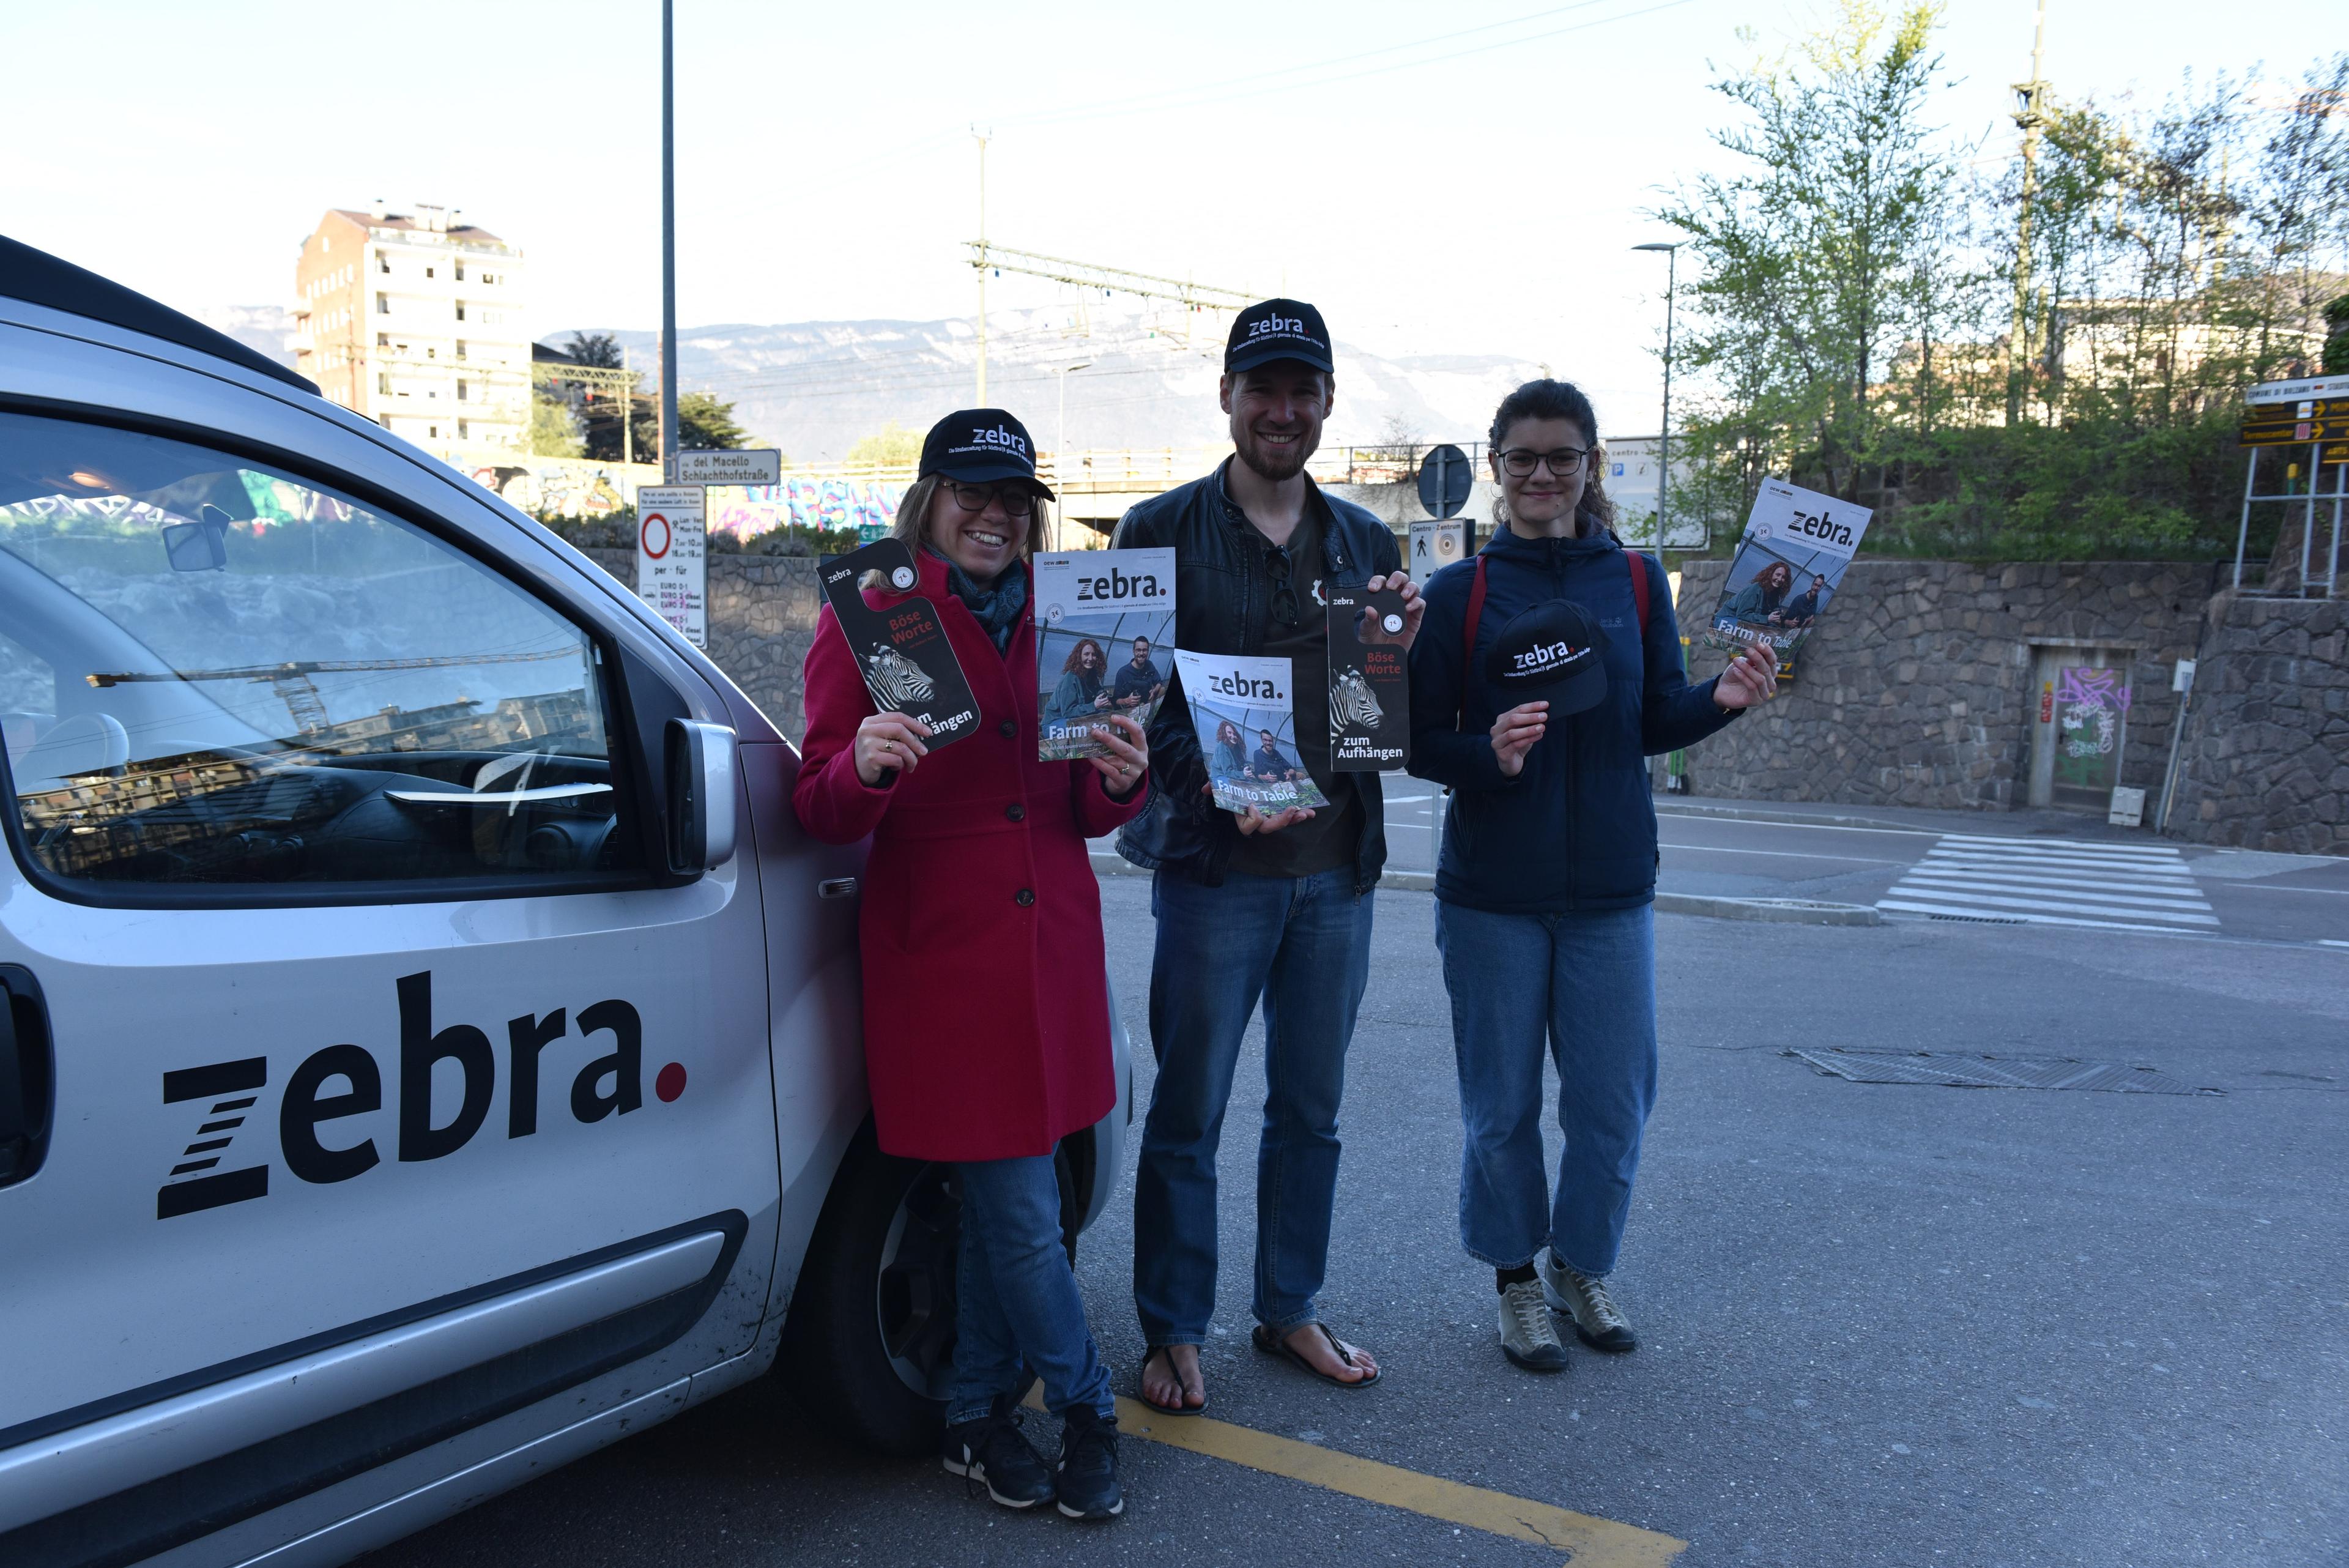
[940,555,1028,655]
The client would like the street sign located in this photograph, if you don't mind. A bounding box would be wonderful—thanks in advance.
[1408,519,1466,585]
[636,486,707,648]
[2245,374,2349,405]
[856,522,888,544]
[1416,444,1472,519]
[674,448,782,486]
[2238,398,2349,448]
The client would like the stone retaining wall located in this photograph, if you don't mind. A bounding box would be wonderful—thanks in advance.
[2163,595,2348,853]
[1667,559,2210,814]
[574,548,2342,852]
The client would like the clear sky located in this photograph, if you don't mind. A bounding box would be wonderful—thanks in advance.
[2,0,2301,440]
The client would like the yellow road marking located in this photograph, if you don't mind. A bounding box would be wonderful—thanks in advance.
[1030,1389,1687,1566]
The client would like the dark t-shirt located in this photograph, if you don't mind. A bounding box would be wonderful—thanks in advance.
[1111,655,1163,707]
[1228,503,1364,880]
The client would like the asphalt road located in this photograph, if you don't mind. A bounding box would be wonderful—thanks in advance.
[362,874,2348,1568]
[1376,795,2349,946]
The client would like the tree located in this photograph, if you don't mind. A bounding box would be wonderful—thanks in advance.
[563,332,626,370]
[1655,2,1956,508]
[677,391,751,451]
[845,422,923,468]
[529,392,584,458]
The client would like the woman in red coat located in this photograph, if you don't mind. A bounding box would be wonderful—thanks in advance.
[793,408,1149,1522]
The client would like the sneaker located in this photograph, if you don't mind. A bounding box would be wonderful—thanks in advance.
[1541,1254,1637,1353]
[1054,1404,1124,1520]
[941,1399,1055,1509]
[1498,1279,1569,1372]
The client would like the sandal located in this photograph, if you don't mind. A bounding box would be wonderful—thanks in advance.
[1251,1323,1381,1389]
[1137,1344,1208,1416]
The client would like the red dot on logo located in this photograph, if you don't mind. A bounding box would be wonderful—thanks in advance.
[655,1062,688,1102]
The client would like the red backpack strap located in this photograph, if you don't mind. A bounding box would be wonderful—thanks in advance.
[1627,549,1650,635]
[1463,554,1489,668]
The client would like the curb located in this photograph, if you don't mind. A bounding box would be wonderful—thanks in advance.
[1652,799,1920,833]
[1089,855,1881,926]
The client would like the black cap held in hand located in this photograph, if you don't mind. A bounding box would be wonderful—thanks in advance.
[1484,598,1609,716]
[919,408,1054,498]
[1226,298,1334,376]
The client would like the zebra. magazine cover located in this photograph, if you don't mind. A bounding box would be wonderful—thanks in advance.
[1704,479,1872,674]
[1033,548,1176,762]
[1326,584,1409,771]
[1170,648,1329,816]
[817,538,981,749]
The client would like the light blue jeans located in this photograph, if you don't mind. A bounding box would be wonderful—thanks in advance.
[946,1153,1113,1427]
[1133,867,1374,1345]
[1433,899,1657,1276]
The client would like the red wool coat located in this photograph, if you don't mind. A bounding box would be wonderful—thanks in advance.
[791,552,1149,1163]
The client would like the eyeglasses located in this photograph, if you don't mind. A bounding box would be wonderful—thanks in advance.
[1497,446,1594,478]
[1263,543,1301,627]
[942,480,1032,514]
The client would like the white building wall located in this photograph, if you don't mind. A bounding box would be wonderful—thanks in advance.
[354,217,529,450]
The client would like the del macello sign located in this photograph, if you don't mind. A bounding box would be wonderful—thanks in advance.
[674,448,782,486]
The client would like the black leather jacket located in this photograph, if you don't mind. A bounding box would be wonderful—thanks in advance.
[1110,459,1401,893]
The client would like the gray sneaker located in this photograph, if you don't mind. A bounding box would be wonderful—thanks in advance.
[1498,1279,1568,1372]
[1542,1255,1636,1353]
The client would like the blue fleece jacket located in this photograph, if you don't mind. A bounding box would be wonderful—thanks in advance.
[1406,527,1740,913]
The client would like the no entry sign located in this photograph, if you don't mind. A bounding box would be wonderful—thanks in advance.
[636,485,707,647]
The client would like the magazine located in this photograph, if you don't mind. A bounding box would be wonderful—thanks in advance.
[1326,585,1409,770]
[1171,648,1330,815]
[1033,548,1176,761]
[816,538,982,749]
[1704,480,1874,667]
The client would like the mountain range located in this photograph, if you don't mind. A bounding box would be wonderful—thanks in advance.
[202,302,1537,463]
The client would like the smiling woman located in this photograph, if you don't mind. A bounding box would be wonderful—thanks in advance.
[792,406,1149,1521]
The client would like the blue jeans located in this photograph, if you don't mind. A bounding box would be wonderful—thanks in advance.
[1433,899,1657,1276]
[1133,868,1374,1345]
[946,1153,1113,1426]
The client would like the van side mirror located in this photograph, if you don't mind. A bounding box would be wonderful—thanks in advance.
[664,719,737,872]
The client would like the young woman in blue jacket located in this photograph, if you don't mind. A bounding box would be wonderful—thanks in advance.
[1406,379,1778,1373]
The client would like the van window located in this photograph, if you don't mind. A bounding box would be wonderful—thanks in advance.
[0,411,638,897]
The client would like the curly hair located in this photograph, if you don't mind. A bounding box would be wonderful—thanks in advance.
[1486,378,1616,538]
[1063,637,1107,674]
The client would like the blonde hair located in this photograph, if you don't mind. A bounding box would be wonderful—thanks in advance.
[891,474,1050,563]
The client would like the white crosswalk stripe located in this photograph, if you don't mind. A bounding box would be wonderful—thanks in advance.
[1877,834,2217,932]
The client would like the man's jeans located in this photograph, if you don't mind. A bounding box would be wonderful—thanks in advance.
[947,1153,1113,1426]
[1433,899,1657,1276]
[1134,867,1373,1346]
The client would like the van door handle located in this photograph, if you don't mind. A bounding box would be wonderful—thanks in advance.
[816,877,859,900]
[0,965,54,1187]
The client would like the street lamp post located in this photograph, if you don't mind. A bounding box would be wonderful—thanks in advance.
[659,0,678,480]
[1632,242,1683,560]
[1049,360,1091,549]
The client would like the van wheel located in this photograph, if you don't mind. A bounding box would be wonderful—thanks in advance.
[780,1123,1077,1457]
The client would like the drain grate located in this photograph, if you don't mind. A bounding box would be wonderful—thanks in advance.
[1785,1047,2217,1094]
[1926,912,2028,926]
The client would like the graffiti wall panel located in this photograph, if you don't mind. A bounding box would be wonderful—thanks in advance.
[706,478,907,540]
[2029,647,2132,812]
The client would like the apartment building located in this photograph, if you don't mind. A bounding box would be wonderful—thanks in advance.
[292,203,529,449]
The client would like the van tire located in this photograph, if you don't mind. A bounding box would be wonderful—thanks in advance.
[779,1121,1078,1457]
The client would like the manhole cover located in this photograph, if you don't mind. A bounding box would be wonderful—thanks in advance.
[1784,1047,2217,1094]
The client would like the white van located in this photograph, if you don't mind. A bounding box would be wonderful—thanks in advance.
[0,237,1129,1567]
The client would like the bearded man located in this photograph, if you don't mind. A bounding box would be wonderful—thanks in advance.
[1109,299,1426,1416]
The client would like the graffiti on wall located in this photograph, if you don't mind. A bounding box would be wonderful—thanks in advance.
[2053,664,2130,790]
[707,478,907,540]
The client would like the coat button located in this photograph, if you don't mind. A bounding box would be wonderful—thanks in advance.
[998,719,1017,738]
[1014,888,1035,907]
[1006,803,1026,822]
